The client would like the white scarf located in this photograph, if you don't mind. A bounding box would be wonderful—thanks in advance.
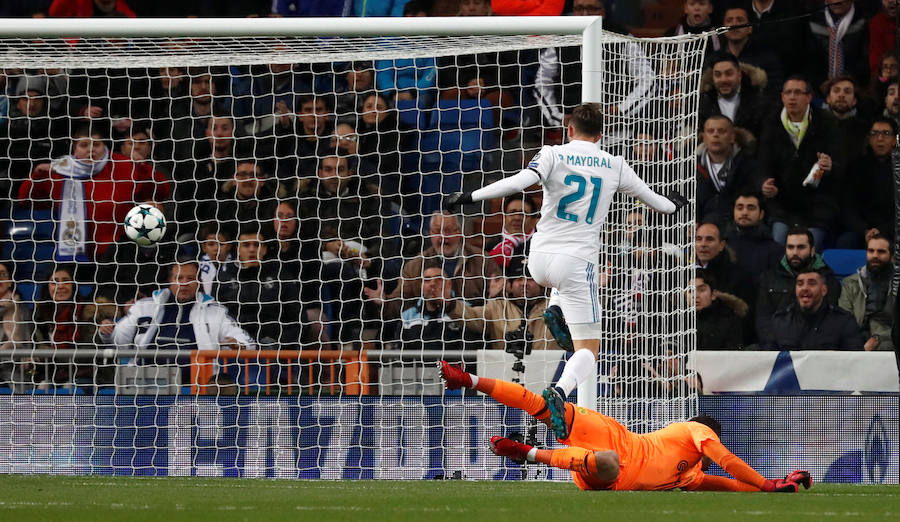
[53,147,109,261]
[824,4,855,78]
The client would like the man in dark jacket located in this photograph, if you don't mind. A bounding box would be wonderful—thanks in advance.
[760,269,865,350]
[695,270,746,350]
[757,76,842,247]
[696,115,757,223]
[215,227,302,349]
[802,0,870,92]
[756,226,841,338]
[841,117,897,248]
[724,190,783,282]
[696,221,755,307]
[697,54,766,140]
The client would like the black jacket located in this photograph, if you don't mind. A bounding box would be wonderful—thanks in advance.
[215,261,301,347]
[760,303,865,350]
[697,62,768,139]
[696,144,758,224]
[755,253,842,336]
[724,221,784,282]
[843,149,896,239]
[804,8,870,91]
[756,108,842,228]
[697,293,747,350]
[699,248,755,307]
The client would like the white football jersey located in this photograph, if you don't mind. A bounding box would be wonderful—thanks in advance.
[527,140,673,262]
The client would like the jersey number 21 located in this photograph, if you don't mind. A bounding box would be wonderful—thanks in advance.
[557,174,603,224]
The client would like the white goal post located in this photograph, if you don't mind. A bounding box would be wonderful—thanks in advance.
[0,16,706,478]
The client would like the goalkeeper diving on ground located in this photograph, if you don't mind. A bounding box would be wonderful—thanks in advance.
[440,361,811,492]
[445,103,689,439]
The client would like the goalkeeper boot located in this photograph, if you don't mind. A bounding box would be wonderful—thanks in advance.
[542,305,574,351]
[542,386,569,440]
[489,435,532,464]
[784,470,812,490]
[439,360,472,390]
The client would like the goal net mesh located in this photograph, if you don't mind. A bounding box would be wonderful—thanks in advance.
[0,29,706,478]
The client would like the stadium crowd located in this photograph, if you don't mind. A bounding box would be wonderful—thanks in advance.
[0,0,897,393]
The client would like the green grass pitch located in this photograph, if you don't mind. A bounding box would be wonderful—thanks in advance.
[1,475,899,521]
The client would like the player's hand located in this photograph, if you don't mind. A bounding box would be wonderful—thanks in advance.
[665,189,689,212]
[444,192,473,212]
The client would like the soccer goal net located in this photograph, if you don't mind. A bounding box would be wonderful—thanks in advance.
[0,17,706,479]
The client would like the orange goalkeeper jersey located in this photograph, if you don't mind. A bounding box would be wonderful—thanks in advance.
[563,406,767,491]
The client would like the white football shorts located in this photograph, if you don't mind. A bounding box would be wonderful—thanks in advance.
[527,250,602,339]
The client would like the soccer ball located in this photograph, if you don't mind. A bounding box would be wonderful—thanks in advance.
[123,204,166,246]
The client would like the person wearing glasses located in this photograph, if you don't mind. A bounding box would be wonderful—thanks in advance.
[756,76,841,248]
[840,117,898,248]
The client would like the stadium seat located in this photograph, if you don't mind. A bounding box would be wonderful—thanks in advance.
[821,249,866,278]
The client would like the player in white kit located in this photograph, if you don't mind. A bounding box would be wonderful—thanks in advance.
[446,103,688,439]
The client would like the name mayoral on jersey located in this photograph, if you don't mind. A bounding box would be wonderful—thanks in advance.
[558,154,611,168]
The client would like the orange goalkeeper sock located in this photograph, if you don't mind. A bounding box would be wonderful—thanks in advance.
[549,447,599,475]
[482,378,551,422]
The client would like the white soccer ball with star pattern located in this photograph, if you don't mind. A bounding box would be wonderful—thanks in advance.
[123,204,166,246]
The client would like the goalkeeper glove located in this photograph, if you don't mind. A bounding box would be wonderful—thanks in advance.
[666,189,690,212]
[444,192,473,212]
[763,470,811,493]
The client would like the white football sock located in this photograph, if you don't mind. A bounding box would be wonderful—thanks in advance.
[526,447,538,462]
[554,348,597,396]
[469,374,479,387]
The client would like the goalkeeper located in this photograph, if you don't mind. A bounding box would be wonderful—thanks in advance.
[440,361,811,493]
[445,103,688,440]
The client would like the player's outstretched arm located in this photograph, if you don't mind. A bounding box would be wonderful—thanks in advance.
[702,439,811,493]
[444,169,541,211]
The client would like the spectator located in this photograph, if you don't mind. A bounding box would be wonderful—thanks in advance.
[375,56,436,104]
[334,61,376,119]
[840,234,896,352]
[803,0,870,91]
[0,261,35,387]
[884,79,900,126]
[870,50,898,102]
[665,0,722,57]
[265,199,326,345]
[869,0,898,77]
[32,265,94,386]
[460,0,492,16]
[356,92,401,199]
[0,76,67,192]
[399,258,468,351]
[99,260,255,382]
[734,0,805,79]
[172,114,238,238]
[485,194,537,268]
[118,125,153,165]
[95,200,178,303]
[723,190,783,282]
[695,222,754,307]
[299,155,393,342]
[719,7,784,95]
[755,226,842,337]
[274,94,332,191]
[18,125,171,267]
[329,119,380,192]
[759,269,865,350]
[698,54,766,141]
[492,0,563,15]
[693,270,746,350]
[821,75,871,161]
[450,252,559,350]
[49,0,136,17]
[170,69,226,163]
[197,225,234,296]
[214,159,278,239]
[365,211,501,320]
[842,117,898,247]
[533,1,637,131]
[757,76,841,247]
[215,228,302,348]
[696,115,757,223]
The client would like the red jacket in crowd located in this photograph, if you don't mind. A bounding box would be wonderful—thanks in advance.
[869,10,897,76]
[491,0,564,16]
[49,0,137,18]
[18,153,171,260]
